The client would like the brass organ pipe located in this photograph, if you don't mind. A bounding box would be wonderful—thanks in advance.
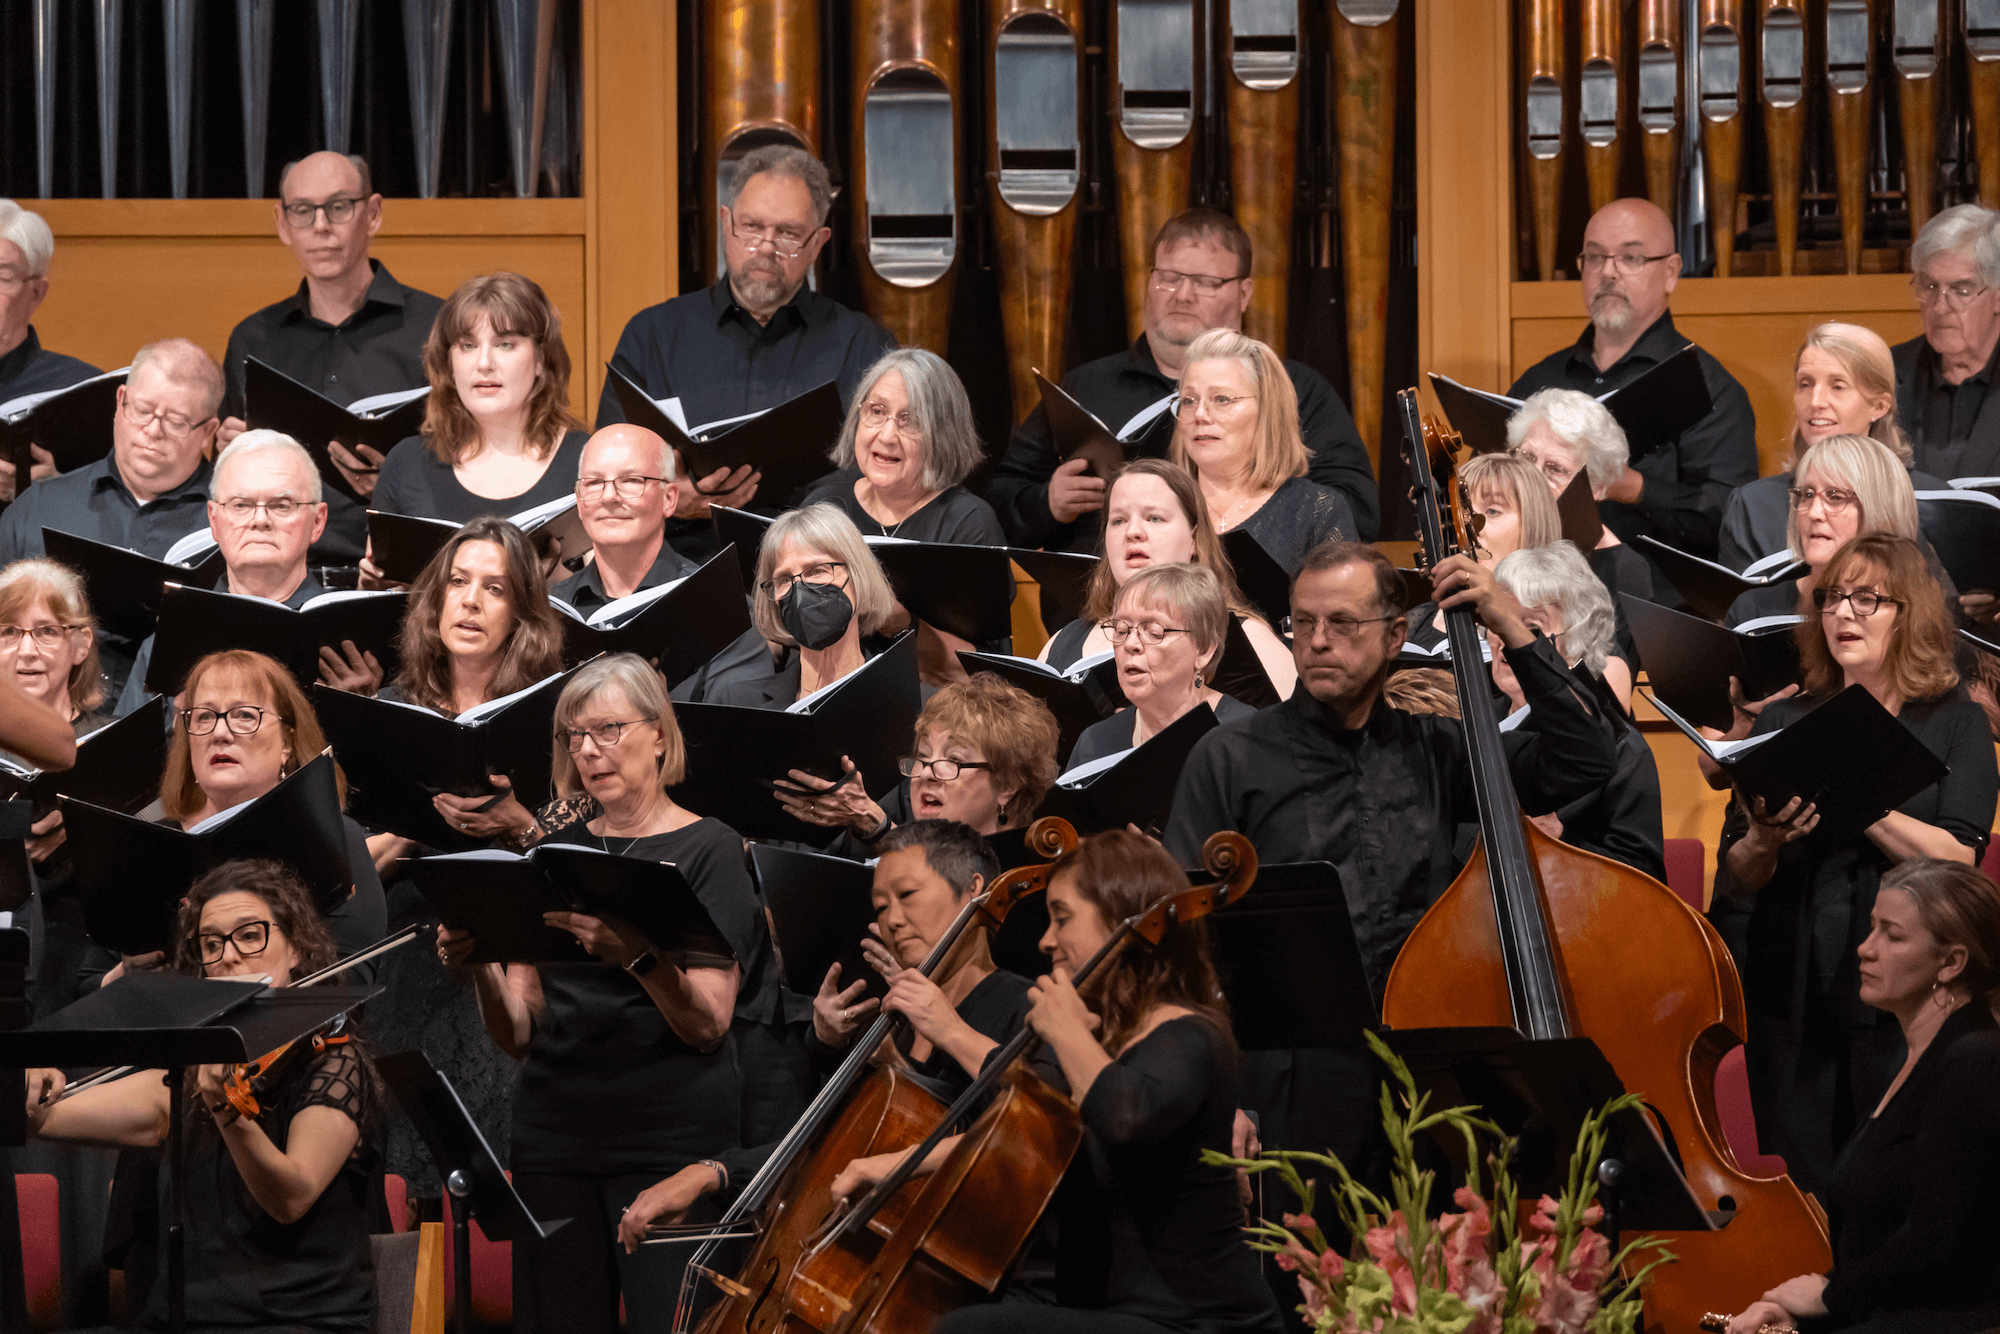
[851,0,961,354]
[1968,0,2000,208]
[1698,0,1745,277]
[702,0,821,286]
[988,0,1085,422]
[1761,0,1806,274]
[1225,0,1302,353]
[1637,0,1683,223]
[1111,0,1199,342]
[1579,0,1621,213]
[1827,0,1873,273]
[1892,0,1941,236]
[1522,0,1565,280]
[1332,0,1398,469]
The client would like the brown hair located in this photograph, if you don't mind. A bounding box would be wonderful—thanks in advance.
[1151,207,1253,278]
[1168,328,1309,494]
[1297,540,1406,619]
[172,858,339,981]
[420,272,582,465]
[1116,563,1229,671]
[913,673,1061,826]
[161,651,347,823]
[1047,830,1232,1056]
[1083,458,1262,623]
[550,653,687,796]
[394,518,566,715]
[1383,668,1461,719]
[0,559,104,716]
[1796,533,1959,702]
[1458,451,1563,552]
[1879,857,2000,1002]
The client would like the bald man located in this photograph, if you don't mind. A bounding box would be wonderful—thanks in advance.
[1509,198,1758,576]
[549,424,694,613]
[219,151,444,568]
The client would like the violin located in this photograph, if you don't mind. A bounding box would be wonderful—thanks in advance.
[1380,391,1830,1333]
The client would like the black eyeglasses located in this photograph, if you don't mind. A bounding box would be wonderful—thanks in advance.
[1813,588,1900,617]
[898,756,993,782]
[182,705,276,737]
[576,475,670,502]
[759,561,846,600]
[1577,251,1674,275]
[562,718,656,752]
[280,196,366,226]
[197,920,272,964]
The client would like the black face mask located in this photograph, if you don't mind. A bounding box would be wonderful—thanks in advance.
[779,579,854,651]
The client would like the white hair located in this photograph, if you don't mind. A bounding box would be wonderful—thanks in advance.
[1506,387,1629,494]
[1493,542,1617,676]
[0,200,54,278]
[1912,203,2000,288]
[213,430,324,503]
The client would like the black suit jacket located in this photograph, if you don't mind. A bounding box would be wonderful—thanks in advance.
[1893,334,2000,479]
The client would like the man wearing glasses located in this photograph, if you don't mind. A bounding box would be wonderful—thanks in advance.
[549,424,693,614]
[1508,197,1758,577]
[0,199,105,501]
[987,208,1377,588]
[1892,204,2000,482]
[217,152,445,567]
[595,144,896,539]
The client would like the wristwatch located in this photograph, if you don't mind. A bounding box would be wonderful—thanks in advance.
[624,950,660,978]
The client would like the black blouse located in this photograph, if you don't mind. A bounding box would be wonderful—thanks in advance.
[373,429,588,524]
[1231,475,1355,575]
[1067,695,1259,770]
[800,468,1006,546]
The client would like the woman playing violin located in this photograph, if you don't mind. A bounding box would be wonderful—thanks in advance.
[23,860,379,1333]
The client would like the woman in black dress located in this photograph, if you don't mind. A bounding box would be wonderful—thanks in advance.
[439,653,771,1334]
[25,859,380,1334]
[832,830,1284,1334]
[1723,856,2000,1334]
[1712,533,1999,1199]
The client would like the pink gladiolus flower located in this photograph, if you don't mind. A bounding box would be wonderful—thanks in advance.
[1363,1212,1417,1314]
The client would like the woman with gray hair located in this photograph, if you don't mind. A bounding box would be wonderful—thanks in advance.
[1488,542,1666,880]
[800,348,1005,545]
[1507,387,1658,606]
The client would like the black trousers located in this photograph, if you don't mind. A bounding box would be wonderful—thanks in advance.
[511,1170,720,1334]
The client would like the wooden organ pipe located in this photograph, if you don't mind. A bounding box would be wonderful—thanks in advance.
[1970,1,2000,208]
[1111,0,1198,341]
[987,1,1084,423]
[1579,0,1621,213]
[1225,0,1301,353]
[702,0,821,285]
[1892,0,1941,236]
[1332,0,1399,468]
[1522,0,1565,280]
[851,0,962,354]
[1827,0,1873,273]
[1637,0,1683,223]
[1698,0,1745,277]
[1760,0,1806,274]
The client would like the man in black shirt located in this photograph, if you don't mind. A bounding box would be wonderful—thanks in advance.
[550,424,694,613]
[217,152,444,566]
[1892,203,2000,482]
[1508,198,1758,570]
[986,208,1378,564]
[596,144,896,552]
[0,200,104,500]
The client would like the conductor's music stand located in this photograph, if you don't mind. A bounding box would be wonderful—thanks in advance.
[1207,862,1380,1052]
[376,1049,567,1334]
[0,970,379,1334]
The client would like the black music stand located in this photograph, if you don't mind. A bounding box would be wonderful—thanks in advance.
[0,971,379,1334]
[1208,863,1379,1052]
[1380,1027,1718,1241]
[376,1050,567,1334]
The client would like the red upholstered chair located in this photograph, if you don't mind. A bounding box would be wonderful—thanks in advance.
[441,1180,514,1328]
[1715,1047,1788,1178]
[384,1173,411,1232]
[1663,838,1706,912]
[16,1173,61,1331]
[1982,837,2000,882]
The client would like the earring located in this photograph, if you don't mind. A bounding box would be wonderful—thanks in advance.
[1194,670,1204,690]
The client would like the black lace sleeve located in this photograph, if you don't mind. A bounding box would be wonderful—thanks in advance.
[282,1041,377,1166]
[503,793,603,850]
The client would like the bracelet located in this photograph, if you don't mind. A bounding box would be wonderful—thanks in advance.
[697,1158,729,1192]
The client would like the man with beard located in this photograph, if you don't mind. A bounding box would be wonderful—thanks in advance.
[595,145,896,559]
[1508,198,1757,570]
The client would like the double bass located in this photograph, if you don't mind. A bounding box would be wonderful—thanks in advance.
[1381,389,1831,1333]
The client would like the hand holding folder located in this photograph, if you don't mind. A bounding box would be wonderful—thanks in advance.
[748,842,889,1003]
[0,369,126,479]
[242,357,429,504]
[606,367,842,507]
[0,696,169,817]
[145,585,408,697]
[1619,593,1803,732]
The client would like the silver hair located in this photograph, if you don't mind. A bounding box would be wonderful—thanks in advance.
[1505,388,1629,494]
[0,200,54,277]
[725,145,834,226]
[1912,203,2000,288]
[1492,542,1617,677]
[830,349,984,492]
[750,504,899,648]
[127,338,225,421]
[213,430,324,504]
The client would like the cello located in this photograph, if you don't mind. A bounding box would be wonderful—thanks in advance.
[1380,388,1830,1333]
[666,817,1078,1332]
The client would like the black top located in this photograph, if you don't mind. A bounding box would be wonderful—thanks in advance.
[1231,475,1356,575]
[373,428,588,525]
[1165,636,1618,993]
[511,816,771,1175]
[1894,332,2000,481]
[1503,707,1666,882]
[800,468,1006,546]
[140,1041,377,1333]
[549,541,697,614]
[1820,1004,2000,1329]
[594,279,896,434]
[1027,1016,1282,1333]
[1711,691,1998,1197]
[0,326,102,401]
[1508,312,1758,561]
[673,626,898,710]
[987,335,1379,552]
[220,261,446,566]
[1068,695,1258,770]
[1717,467,1952,574]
